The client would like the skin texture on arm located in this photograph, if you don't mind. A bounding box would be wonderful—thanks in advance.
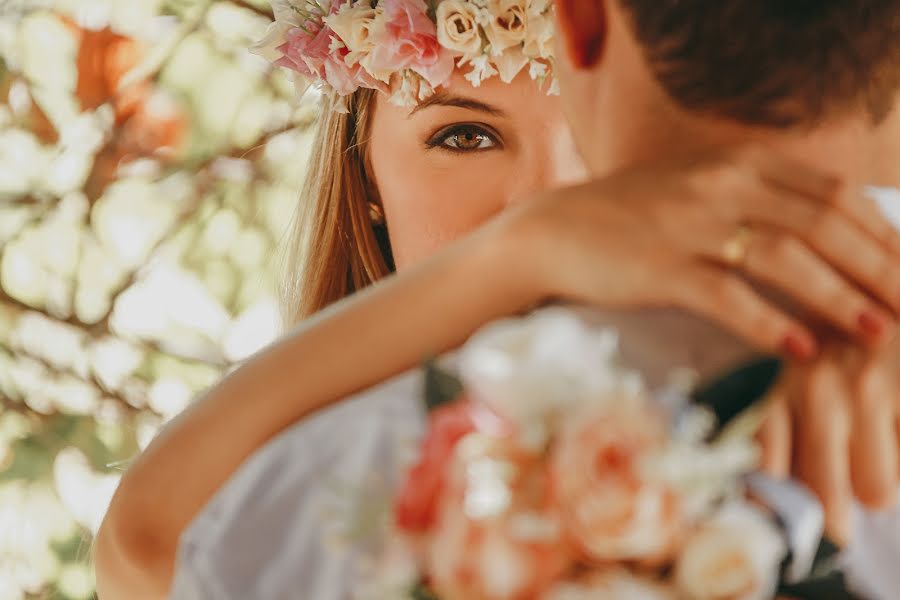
[93,223,538,599]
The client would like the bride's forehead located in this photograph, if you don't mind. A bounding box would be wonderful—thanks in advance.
[436,69,561,111]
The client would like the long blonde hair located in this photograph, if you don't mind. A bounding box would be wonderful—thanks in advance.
[278,89,394,327]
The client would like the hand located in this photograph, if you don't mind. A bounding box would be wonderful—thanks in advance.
[499,148,900,357]
[758,338,900,544]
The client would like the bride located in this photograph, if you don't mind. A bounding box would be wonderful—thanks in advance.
[94,0,900,597]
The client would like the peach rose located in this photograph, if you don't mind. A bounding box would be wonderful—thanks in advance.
[551,401,684,564]
[427,434,572,600]
[674,501,786,600]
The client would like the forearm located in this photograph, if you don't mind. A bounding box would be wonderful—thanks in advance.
[94,224,537,597]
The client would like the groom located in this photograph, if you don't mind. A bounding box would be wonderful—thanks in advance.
[552,0,900,545]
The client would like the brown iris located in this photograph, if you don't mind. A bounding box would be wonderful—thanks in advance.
[451,130,487,150]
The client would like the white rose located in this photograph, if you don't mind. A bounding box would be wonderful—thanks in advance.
[459,308,626,440]
[522,10,554,60]
[675,501,787,600]
[436,0,484,61]
[483,0,529,55]
[325,3,384,66]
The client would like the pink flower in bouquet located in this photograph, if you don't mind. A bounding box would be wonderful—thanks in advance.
[427,436,572,600]
[551,401,684,564]
[395,398,480,533]
[363,0,455,87]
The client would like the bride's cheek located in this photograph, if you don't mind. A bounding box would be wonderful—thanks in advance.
[384,174,507,268]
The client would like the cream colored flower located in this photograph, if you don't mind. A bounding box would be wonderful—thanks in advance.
[483,0,529,55]
[674,501,786,600]
[493,46,529,83]
[436,0,484,61]
[552,401,684,563]
[522,10,554,59]
[324,3,385,66]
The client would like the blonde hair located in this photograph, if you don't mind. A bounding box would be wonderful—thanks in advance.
[278,89,394,327]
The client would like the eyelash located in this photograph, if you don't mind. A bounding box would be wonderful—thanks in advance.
[425,123,502,154]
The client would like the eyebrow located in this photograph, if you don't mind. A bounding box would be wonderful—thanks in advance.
[408,92,508,118]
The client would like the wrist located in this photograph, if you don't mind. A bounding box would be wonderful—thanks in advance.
[476,203,552,311]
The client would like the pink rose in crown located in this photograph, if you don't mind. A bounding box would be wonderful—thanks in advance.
[426,435,572,600]
[551,400,685,565]
[276,13,383,96]
[363,0,455,87]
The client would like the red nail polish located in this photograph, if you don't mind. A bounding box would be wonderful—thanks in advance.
[782,332,817,361]
[858,309,890,339]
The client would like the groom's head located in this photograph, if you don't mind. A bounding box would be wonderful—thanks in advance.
[554,0,900,182]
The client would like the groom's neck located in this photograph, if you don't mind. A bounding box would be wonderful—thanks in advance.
[596,87,881,188]
[573,2,886,187]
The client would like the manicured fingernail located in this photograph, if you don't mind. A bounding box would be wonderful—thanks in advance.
[858,309,893,340]
[782,331,818,361]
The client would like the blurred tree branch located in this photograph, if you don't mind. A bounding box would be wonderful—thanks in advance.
[227,0,275,20]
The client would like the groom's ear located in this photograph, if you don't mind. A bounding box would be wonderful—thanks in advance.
[555,0,607,69]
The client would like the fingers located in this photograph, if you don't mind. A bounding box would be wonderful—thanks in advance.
[743,147,843,201]
[746,147,900,254]
[673,264,817,359]
[792,351,852,545]
[845,349,899,509]
[732,228,895,344]
[757,387,791,479]
[834,188,900,257]
[734,177,900,321]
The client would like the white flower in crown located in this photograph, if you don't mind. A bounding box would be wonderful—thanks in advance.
[483,0,529,55]
[436,0,484,62]
[465,53,500,87]
[523,6,554,59]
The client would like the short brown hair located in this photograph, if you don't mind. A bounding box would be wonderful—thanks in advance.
[618,0,900,127]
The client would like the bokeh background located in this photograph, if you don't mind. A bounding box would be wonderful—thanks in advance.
[0,1,317,597]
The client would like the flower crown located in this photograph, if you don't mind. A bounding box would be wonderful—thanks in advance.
[253,0,557,109]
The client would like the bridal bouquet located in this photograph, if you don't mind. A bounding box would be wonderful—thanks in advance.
[363,309,811,600]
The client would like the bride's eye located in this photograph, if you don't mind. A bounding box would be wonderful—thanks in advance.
[426,124,500,153]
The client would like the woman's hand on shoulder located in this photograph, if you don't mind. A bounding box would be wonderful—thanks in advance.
[495,147,900,358]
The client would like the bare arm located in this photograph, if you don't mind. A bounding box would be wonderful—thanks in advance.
[94,153,900,598]
[93,224,537,599]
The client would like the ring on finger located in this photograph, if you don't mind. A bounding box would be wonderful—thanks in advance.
[722,225,754,269]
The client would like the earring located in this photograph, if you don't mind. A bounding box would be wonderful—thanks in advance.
[368,201,385,225]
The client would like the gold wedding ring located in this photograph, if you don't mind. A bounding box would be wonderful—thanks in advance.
[721,225,753,268]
